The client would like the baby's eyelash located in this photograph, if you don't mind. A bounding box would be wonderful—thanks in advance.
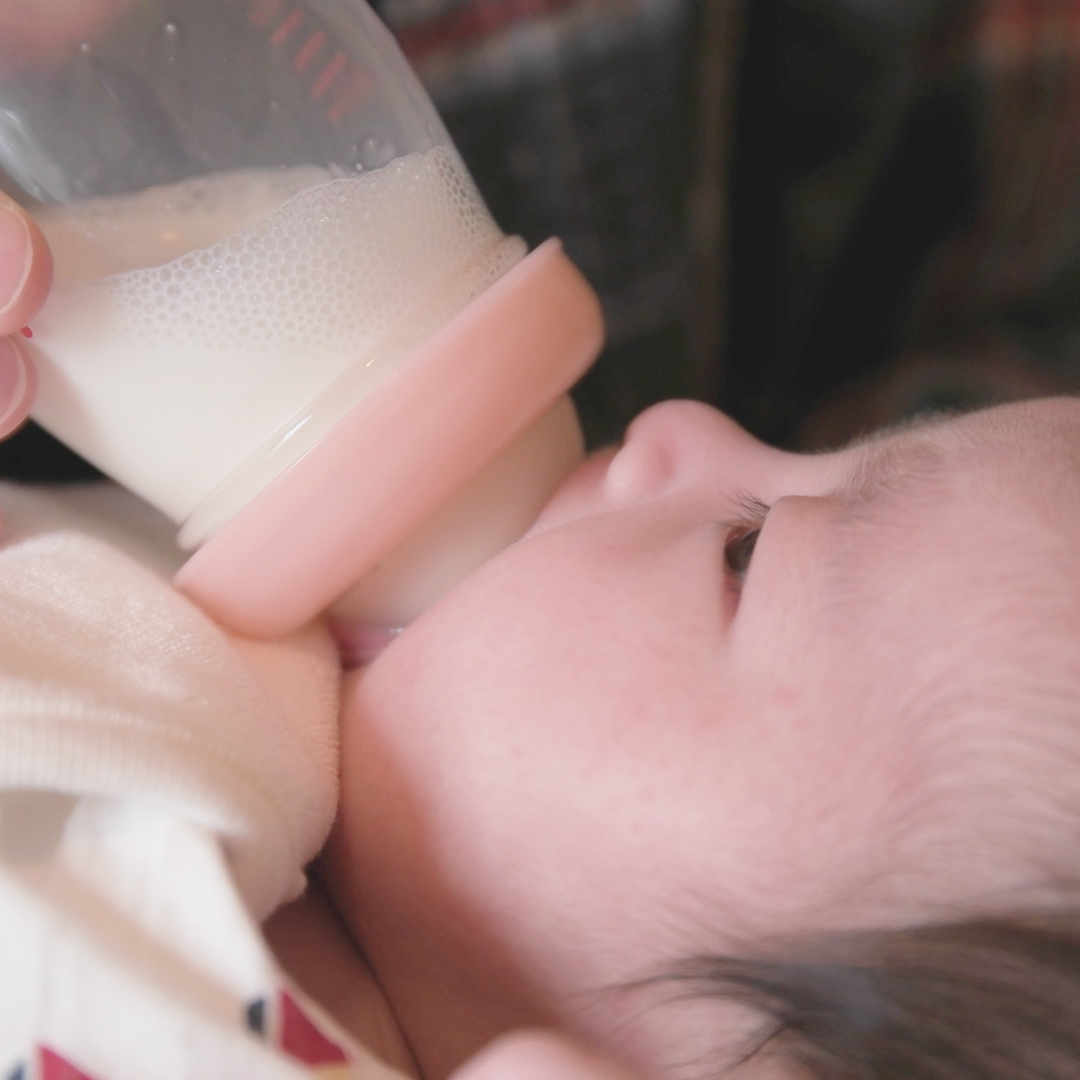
[722,494,771,588]
[732,493,771,526]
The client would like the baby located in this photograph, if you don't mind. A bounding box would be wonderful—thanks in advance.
[319,396,1080,1080]
[1,167,1080,1080]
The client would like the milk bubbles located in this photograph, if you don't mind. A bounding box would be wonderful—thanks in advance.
[29,148,525,526]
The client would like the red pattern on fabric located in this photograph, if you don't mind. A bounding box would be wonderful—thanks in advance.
[278,991,349,1065]
[38,1047,101,1080]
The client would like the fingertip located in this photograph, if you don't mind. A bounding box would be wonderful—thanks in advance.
[0,336,37,439]
[23,213,53,311]
[0,199,52,338]
[9,214,52,333]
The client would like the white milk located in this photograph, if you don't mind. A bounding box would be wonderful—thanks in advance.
[28,148,526,536]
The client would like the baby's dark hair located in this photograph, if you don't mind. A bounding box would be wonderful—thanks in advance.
[665,913,1080,1079]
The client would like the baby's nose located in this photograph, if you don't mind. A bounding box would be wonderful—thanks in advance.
[603,400,798,505]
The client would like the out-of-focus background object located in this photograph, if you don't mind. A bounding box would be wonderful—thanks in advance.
[725,0,1080,448]
[375,0,712,448]
[4,0,1080,482]
[382,0,1080,451]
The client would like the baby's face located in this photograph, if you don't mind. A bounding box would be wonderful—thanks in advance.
[325,398,1080,1076]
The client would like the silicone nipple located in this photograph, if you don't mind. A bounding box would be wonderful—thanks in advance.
[331,395,584,629]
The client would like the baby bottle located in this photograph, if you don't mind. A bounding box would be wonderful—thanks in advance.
[0,0,602,637]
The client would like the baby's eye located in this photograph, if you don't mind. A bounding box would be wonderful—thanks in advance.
[724,526,761,586]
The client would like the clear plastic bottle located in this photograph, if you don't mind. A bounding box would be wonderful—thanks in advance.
[0,0,603,635]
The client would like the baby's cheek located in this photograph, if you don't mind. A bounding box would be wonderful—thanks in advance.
[326,658,452,904]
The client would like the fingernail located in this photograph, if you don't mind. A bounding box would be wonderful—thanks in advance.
[0,200,31,317]
[0,338,36,438]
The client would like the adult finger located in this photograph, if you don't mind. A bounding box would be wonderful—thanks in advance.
[0,195,52,337]
[0,337,36,440]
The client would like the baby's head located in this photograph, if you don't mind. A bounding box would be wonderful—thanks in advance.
[324,397,1080,1078]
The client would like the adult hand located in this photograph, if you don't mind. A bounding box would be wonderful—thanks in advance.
[0,195,52,439]
[0,2,130,437]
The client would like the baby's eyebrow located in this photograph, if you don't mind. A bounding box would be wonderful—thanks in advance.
[807,411,957,523]
[818,442,950,609]
[835,431,951,522]
[843,409,959,452]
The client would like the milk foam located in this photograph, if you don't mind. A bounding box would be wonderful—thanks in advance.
[30,148,525,526]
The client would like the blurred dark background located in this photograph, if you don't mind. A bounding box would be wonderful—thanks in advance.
[5,0,1080,484]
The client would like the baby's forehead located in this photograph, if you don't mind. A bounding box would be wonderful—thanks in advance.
[840,399,1080,519]
[815,408,1080,715]
[817,401,1080,633]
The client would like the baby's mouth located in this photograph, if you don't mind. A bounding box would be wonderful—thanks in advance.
[327,620,404,668]
[329,452,618,668]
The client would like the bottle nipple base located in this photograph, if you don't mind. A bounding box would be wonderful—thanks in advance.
[173,238,605,638]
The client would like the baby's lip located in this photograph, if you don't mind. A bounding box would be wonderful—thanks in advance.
[328,620,403,668]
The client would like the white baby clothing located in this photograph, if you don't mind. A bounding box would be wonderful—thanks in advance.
[0,482,402,1080]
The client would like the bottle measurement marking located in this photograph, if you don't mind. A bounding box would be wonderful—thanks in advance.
[310,50,348,100]
[269,7,304,45]
[248,1,371,126]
